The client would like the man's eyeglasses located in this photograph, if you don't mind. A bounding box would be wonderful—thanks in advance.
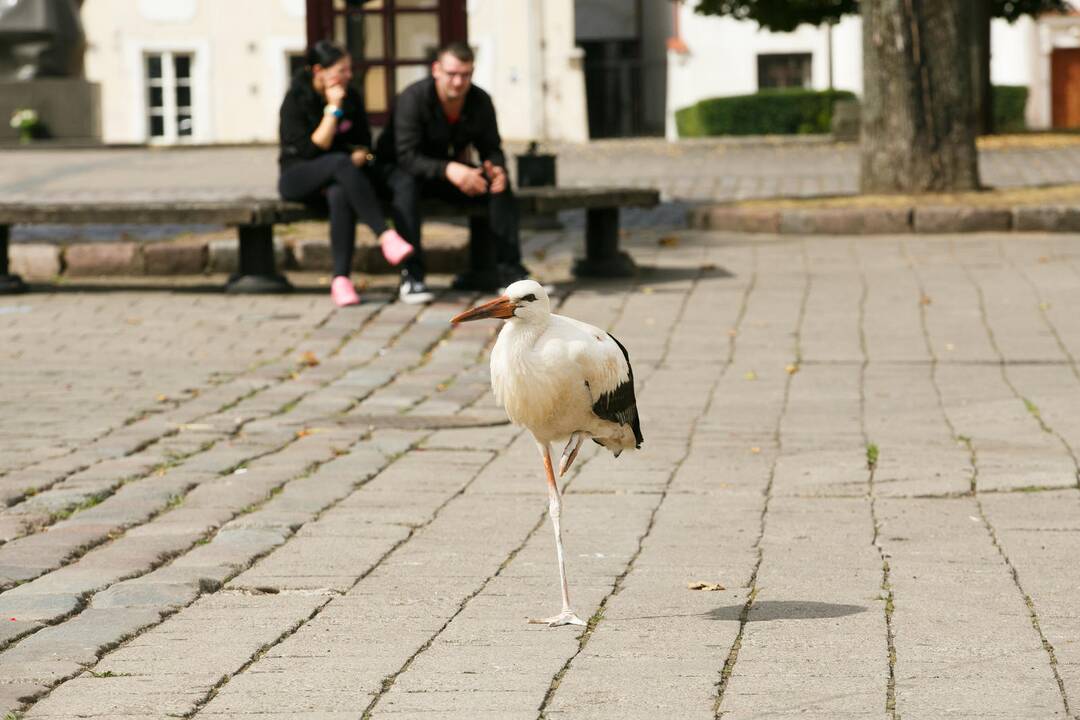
[438,65,473,80]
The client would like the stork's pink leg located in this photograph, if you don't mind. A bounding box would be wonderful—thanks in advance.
[530,441,587,628]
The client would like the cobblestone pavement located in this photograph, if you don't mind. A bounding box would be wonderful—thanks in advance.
[5,137,1080,241]
[3,226,1080,718]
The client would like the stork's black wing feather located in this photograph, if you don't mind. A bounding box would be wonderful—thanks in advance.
[591,333,644,448]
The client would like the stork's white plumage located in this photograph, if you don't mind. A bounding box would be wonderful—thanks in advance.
[451,280,643,627]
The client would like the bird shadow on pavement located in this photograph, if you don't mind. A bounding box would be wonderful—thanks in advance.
[707,600,867,622]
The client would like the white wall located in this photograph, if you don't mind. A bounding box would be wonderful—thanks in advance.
[82,0,305,144]
[992,16,1036,86]
[468,0,587,143]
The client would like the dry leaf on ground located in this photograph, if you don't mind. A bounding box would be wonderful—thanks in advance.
[687,581,726,591]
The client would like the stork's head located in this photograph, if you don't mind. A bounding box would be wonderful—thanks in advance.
[450,279,550,326]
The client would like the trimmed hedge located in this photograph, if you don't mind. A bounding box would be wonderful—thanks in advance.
[993,85,1027,132]
[676,89,857,137]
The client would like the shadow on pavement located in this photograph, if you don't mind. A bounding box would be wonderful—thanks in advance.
[707,600,867,622]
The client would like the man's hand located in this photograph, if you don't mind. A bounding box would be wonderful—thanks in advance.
[351,148,372,167]
[325,83,346,108]
[446,161,488,196]
[483,160,507,194]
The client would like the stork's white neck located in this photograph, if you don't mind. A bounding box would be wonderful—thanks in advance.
[498,314,549,357]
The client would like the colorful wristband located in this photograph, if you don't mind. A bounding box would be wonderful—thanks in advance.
[324,105,344,119]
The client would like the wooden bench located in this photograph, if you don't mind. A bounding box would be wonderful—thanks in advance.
[0,186,659,294]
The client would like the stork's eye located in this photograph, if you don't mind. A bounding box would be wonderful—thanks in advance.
[519,294,537,303]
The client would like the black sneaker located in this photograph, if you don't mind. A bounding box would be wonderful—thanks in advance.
[399,271,435,305]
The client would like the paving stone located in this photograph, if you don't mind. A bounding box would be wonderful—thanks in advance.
[914,206,1013,233]
[880,498,1066,717]
[62,242,144,276]
[779,206,912,234]
[9,243,62,281]
[1013,204,1080,232]
[698,207,780,233]
[142,240,207,275]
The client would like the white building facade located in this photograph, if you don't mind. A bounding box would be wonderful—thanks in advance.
[77,0,1080,146]
[80,0,587,145]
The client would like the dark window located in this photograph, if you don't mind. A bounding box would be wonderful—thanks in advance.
[287,52,307,80]
[757,53,812,90]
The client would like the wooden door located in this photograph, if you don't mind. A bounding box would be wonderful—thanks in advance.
[305,0,466,126]
[1051,47,1080,129]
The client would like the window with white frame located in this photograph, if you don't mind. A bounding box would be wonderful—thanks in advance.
[145,51,194,142]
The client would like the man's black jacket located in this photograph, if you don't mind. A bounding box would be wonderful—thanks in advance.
[278,75,372,170]
[375,76,507,181]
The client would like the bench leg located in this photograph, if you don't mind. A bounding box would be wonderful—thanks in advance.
[572,207,636,278]
[226,224,293,294]
[0,225,28,294]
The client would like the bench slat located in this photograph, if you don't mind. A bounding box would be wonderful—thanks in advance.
[0,187,659,226]
[0,201,264,226]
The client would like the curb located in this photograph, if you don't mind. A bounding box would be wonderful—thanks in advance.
[690,203,1080,235]
[9,233,469,282]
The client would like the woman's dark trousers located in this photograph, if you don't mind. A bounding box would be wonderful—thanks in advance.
[279,153,387,277]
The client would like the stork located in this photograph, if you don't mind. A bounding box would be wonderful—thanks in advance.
[451,280,643,627]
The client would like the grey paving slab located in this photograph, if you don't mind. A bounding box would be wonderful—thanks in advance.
[880,497,1068,718]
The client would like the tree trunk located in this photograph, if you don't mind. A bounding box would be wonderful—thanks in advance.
[971,0,993,134]
[860,0,981,193]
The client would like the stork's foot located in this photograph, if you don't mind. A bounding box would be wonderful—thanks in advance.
[529,609,588,627]
[558,433,584,477]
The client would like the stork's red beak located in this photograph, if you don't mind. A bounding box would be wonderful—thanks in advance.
[451,295,515,324]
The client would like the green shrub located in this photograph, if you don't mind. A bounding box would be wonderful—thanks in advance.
[676,88,857,137]
[993,85,1027,132]
[675,104,705,138]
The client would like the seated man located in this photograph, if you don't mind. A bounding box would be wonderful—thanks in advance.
[376,40,532,302]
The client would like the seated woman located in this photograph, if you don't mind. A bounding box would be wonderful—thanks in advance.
[278,41,415,307]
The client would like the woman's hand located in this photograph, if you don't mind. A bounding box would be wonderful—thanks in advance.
[325,82,346,108]
[351,148,373,167]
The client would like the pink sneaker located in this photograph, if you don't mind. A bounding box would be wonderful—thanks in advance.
[330,275,360,307]
[379,228,414,266]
